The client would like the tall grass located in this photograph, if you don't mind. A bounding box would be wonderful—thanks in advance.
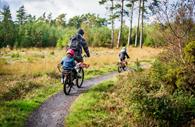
[66,59,195,127]
[0,47,161,126]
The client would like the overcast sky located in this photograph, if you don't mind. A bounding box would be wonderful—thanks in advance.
[0,0,108,20]
[0,0,149,27]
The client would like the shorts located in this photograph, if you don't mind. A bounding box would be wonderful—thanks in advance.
[120,57,125,61]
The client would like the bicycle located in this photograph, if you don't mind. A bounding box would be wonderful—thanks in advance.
[117,60,128,73]
[57,60,89,95]
[75,62,89,88]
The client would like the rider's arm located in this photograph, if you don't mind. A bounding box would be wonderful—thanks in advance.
[72,58,76,67]
[125,52,130,59]
[81,39,90,57]
[61,60,64,65]
[61,57,66,65]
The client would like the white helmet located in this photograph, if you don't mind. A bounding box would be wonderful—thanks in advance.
[121,47,126,52]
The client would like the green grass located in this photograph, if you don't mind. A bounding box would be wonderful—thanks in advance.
[0,80,62,127]
[85,65,117,80]
[66,59,195,127]
[0,66,116,127]
[65,79,116,127]
[0,47,160,127]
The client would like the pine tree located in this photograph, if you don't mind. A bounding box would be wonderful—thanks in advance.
[99,0,116,48]
[135,0,141,47]
[0,5,16,48]
[117,0,125,48]
[55,14,66,27]
[16,5,27,25]
[127,0,135,46]
[139,0,144,48]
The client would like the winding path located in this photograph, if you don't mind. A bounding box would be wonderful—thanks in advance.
[26,72,117,127]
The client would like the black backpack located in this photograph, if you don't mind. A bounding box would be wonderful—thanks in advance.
[69,35,81,51]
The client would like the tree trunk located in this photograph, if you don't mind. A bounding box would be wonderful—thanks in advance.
[139,0,144,48]
[135,0,141,47]
[128,1,134,46]
[111,0,114,48]
[117,0,124,48]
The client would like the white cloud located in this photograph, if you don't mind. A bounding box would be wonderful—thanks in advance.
[4,0,107,20]
[2,0,138,28]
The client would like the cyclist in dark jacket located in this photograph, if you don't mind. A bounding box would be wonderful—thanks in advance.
[119,47,130,61]
[69,29,90,62]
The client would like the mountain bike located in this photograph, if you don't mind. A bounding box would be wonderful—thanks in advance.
[117,60,128,73]
[57,61,89,95]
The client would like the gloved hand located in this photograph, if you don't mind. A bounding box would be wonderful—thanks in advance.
[87,53,90,57]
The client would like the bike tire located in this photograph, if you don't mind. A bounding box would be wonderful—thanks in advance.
[64,75,72,95]
[118,66,122,73]
[76,67,84,88]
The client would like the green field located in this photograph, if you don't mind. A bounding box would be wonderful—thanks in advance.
[0,47,160,126]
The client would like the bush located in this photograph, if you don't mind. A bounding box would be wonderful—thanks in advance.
[144,24,166,47]
[90,27,111,47]
[56,27,76,48]
[16,22,69,48]
[184,41,195,64]
[141,91,195,127]
[125,56,195,126]
[127,69,195,127]
[81,24,112,47]
[11,52,20,58]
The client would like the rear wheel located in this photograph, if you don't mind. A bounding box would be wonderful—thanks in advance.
[118,64,123,73]
[64,74,73,95]
[76,68,84,88]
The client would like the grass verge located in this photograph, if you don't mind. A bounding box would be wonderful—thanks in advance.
[85,65,117,80]
[66,59,195,127]
[65,79,116,127]
[0,76,62,127]
[0,68,115,127]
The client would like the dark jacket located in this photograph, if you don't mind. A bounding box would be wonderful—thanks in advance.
[69,34,90,57]
[61,56,76,70]
[119,50,129,61]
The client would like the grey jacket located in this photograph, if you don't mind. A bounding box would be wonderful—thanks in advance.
[69,34,90,57]
[119,50,129,60]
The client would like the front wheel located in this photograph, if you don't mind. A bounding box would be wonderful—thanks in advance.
[76,67,84,88]
[64,75,73,95]
[118,65,123,73]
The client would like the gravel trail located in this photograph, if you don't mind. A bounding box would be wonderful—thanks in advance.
[26,72,117,127]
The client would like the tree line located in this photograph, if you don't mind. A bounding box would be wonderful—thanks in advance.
[99,0,162,48]
[0,1,165,49]
[0,1,194,49]
[0,5,108,48]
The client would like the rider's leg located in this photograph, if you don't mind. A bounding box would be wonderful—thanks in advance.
[121,59,126,70]
[61,72,64,83]
[74,56,83,78]
[72,69,78,79]
[74,55,83,63]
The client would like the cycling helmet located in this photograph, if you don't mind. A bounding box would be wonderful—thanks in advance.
[78,28,84,36]
[66,49,74,56]
[121,47,126,52]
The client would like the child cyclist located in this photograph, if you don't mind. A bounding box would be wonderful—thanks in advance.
[119,47,130,70]
[119,47,130,61]
[60,49,77,83]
